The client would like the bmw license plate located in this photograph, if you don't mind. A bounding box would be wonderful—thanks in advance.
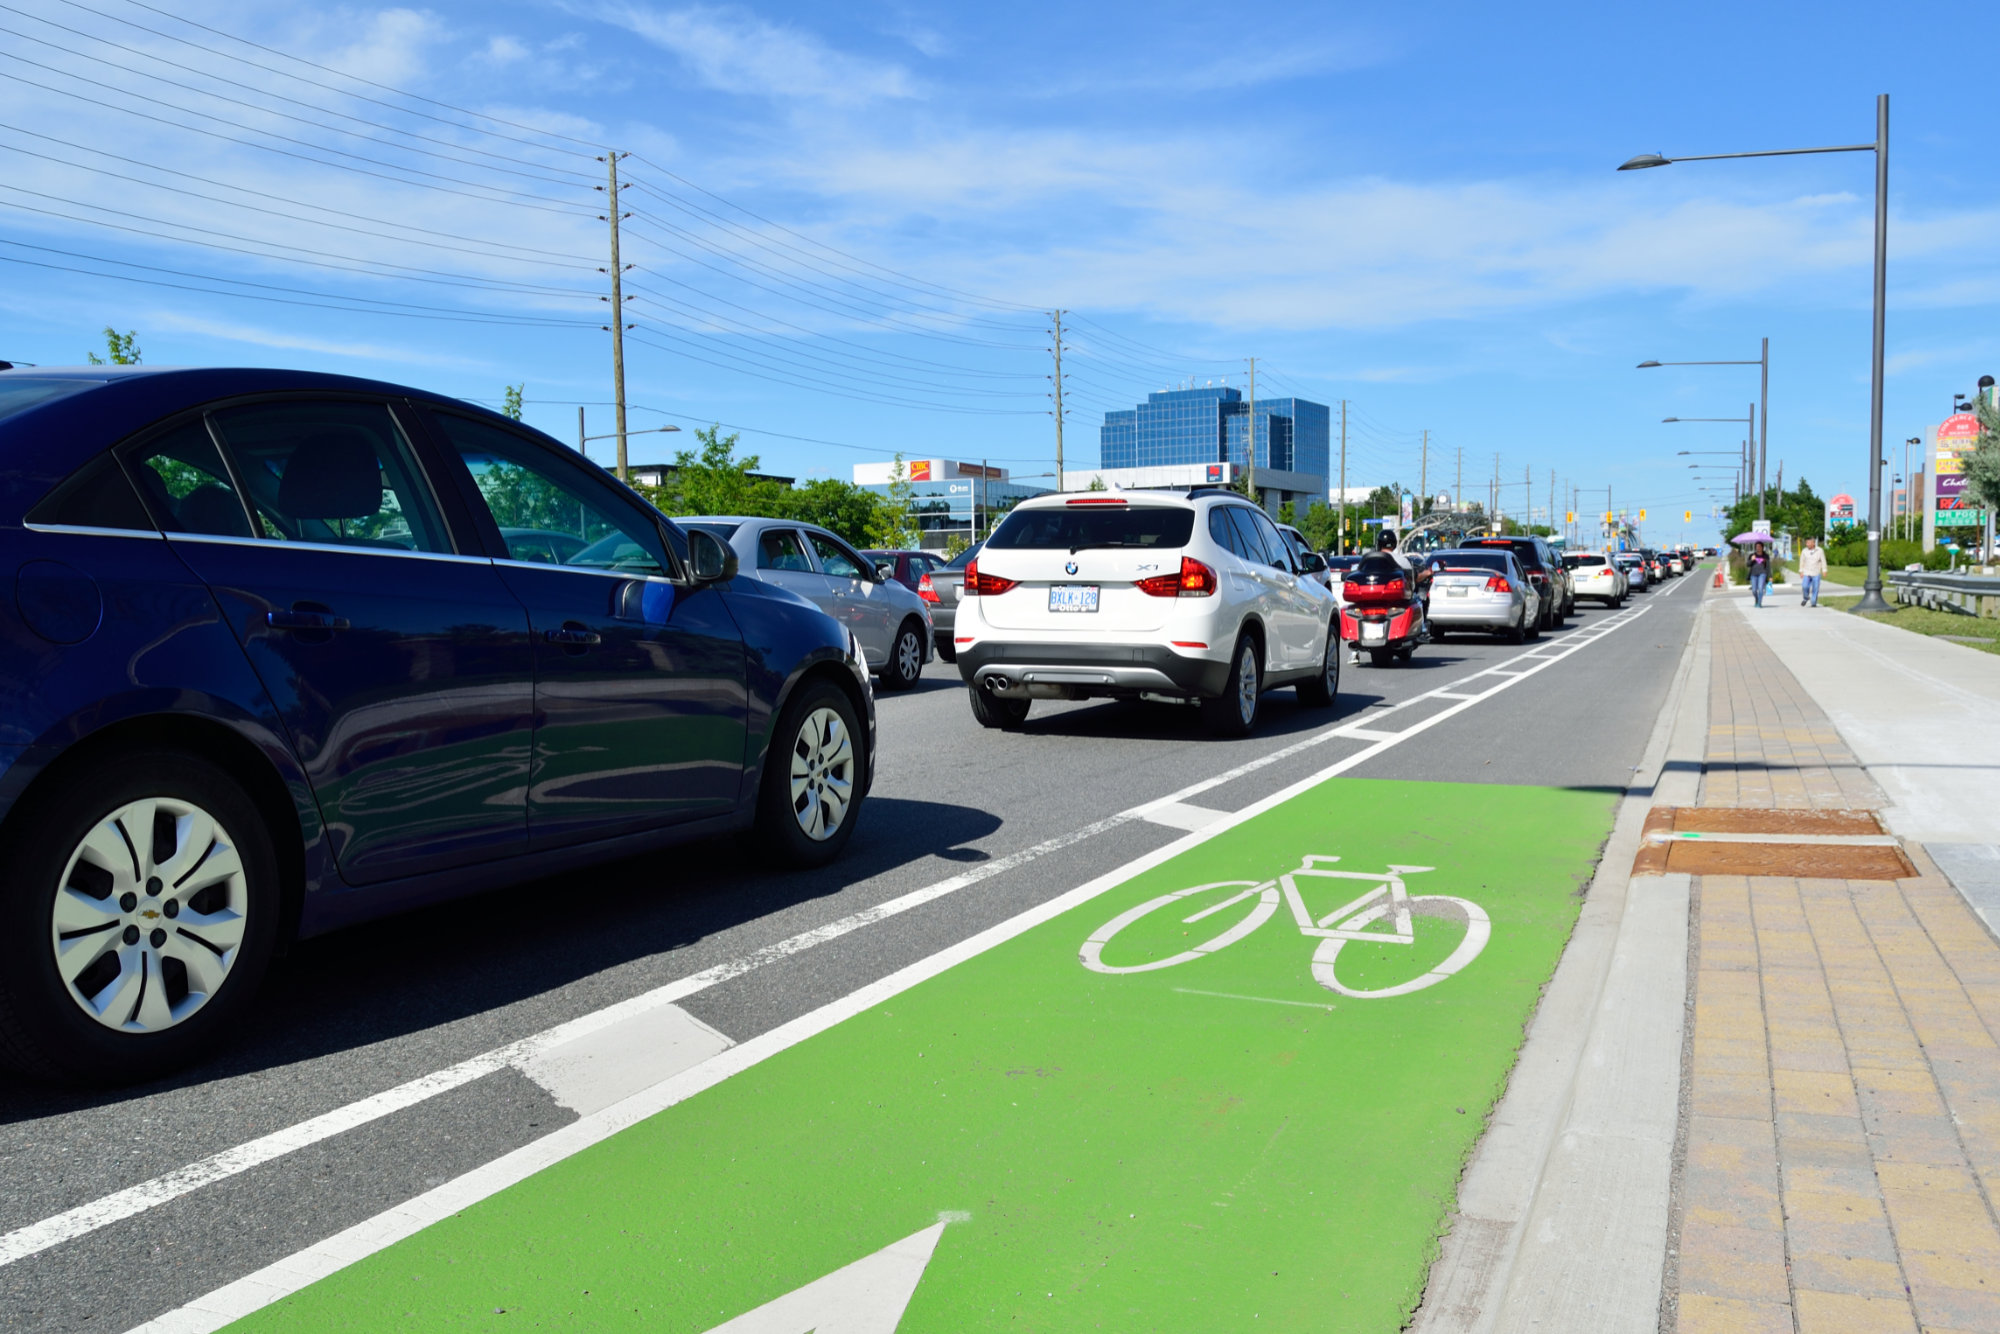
[1048,584,1099,613]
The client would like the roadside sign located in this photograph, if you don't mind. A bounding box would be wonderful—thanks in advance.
[1752,519,1771,537]
[1826,493,1857,525]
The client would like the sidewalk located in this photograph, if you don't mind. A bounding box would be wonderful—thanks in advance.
[1671,602,2000,1333]
[1416,581,2000,1334]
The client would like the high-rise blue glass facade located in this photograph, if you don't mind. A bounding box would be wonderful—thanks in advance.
[1101,389,1328,482]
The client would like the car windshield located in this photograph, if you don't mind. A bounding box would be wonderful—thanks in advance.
[0,377,100,421]
[1429,552,1510,573]
[986,505,1194,552]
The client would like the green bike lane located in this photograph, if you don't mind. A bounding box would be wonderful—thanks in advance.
[233,777,1617,1333]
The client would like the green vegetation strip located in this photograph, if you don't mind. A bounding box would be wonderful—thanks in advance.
[236,778,1616,1333]
[1821,593,2000,654]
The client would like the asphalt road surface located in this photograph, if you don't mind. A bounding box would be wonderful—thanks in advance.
[0,571,1704,1333]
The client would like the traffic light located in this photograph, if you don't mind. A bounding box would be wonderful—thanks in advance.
[1638,508,1647,521]
[1684,510,1692,522]
[1603,510,1613,523]
[1566,510,1575,523]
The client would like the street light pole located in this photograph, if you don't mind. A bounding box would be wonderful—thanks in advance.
[1620,94,1891,611]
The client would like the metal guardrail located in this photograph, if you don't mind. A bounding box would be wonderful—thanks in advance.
[1887,569,2000,618]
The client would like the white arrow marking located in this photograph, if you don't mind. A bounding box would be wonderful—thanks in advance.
[701,1221,948,1334]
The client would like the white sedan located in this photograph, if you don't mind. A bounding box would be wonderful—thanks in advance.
[1566,553,1627,606]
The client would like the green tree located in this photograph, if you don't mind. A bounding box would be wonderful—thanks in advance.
[86,327,141,365]
[1086,474,1107,491]
[865,455,920,549]
[781,477,884,547]
[640,424,787,518]
[1277,500,1298,528]
[1298,500,1340,553]
[1965,393,2000,522]
[501,384,524,421]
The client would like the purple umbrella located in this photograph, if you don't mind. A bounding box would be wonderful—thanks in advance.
[1729,532,1770,546]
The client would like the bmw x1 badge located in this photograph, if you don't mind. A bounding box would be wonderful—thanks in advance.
[1065,560,1079,576]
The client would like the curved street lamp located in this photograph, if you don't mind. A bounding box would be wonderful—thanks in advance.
[1639,343,1771,520]
[1621,96,1892,611]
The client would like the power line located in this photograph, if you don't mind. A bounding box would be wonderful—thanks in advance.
[0,60,599,216]
[62,0,604,157]
[11,2,598,183]
[0,124,601,266]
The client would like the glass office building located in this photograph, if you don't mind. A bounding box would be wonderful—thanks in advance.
[1101,388,1328,482]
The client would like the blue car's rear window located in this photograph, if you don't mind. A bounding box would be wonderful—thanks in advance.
[0,378,101,421]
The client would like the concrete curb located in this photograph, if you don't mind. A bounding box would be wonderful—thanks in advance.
[1411,597,1711,1334]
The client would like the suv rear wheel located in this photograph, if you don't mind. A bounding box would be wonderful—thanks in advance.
[1296,625,1340,709]
[969,686,1031,731]
[1201,635,1262,738]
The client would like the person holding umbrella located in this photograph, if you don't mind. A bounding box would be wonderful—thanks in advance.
[1746,541,1772,607]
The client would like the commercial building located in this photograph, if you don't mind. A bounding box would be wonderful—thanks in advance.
[1094,387,1329,515]
[852,458,1049,548]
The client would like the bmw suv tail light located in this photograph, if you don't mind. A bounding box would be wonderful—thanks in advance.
[961,559,1017,597]
[1134,555,1218,598]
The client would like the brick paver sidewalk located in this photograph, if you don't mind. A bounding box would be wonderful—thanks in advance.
[1673,609,2000,1333]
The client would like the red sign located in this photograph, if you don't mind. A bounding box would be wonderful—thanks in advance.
[1826,493,1857,523]
[1206,464,1223,482]
[909,460,933,482]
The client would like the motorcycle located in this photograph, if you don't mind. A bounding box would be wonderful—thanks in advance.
[1339,549,1430,666]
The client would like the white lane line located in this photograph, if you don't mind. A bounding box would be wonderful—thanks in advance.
[128,597,1665,1334]
[2,603,1658,1278]
[1331,726,1404,742]
[1138,800,1231,832]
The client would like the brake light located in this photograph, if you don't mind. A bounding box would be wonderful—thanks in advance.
[1135,555,1218,597]
[1345,578,1406,603]
[1177,555,1216,597]
[917,572,939,603]
[961,559,1017,596]
[1065,496,1127,505]
[1486,575,1512,593]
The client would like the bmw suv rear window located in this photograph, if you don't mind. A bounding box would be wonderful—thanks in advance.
[987,505,1194,551]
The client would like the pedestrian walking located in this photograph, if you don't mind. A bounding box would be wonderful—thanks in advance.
[1747,543,1771,608]
[1798,537,1827,607]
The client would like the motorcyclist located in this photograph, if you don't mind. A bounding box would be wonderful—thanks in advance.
[1348,527,1430,661]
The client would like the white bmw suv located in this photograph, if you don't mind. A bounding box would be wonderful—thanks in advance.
[953,489,1341,736]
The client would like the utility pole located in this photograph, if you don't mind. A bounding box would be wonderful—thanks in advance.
[1491,453,1500,526]
[1549,470,1555,542]
[979,457,988,541]
[1049,310,1068,491]
[597,150,633,481]
[577,406,586,460]
[1418,429,1428,518]
[1246,356,1258,508]
[1525,464,1531,535]
[1455,448,1463,514]
[1752,401,1763,518]
[1337,399,1348,554]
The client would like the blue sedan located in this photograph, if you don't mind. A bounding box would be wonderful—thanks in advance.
[0,367,875,1084]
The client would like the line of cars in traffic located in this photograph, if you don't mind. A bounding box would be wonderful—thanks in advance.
[0,361,1705,1081]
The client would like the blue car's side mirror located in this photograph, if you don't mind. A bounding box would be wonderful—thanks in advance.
[688,529,738,583]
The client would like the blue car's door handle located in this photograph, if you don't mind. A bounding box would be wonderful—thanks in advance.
[267,609,350,631]
[543,625,602,646]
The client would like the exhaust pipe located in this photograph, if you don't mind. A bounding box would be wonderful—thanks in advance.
[985,673,1012,691]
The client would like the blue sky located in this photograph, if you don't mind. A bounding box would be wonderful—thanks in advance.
[3,0,1995,543]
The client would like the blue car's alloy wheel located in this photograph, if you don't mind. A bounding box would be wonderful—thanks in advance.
[0,750,279,1085]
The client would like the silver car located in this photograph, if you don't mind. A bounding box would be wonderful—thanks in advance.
[924,541,980,663]
[681,516,934,689]
[1424,548,1542,643]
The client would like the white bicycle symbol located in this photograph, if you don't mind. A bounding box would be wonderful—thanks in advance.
[1079,855,1490,998]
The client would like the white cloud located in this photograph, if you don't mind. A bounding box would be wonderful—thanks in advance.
[143,310,487,368]
[592,3,921,103]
